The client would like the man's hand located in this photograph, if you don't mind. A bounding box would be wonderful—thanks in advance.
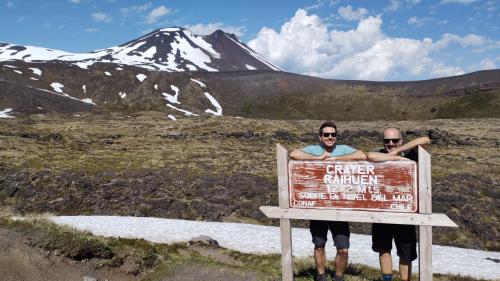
[318,151,331,160]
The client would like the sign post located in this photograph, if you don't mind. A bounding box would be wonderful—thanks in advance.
[260,144,457,281]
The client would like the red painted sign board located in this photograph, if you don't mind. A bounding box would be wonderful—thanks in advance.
[289,161,418,213]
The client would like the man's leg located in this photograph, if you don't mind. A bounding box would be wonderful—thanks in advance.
[372,223,394,281]
[399,260,411,281]
[310,220,329,280]
[394,225,417,281]
[314,246,327,274]
[379,251,393,275]
[335,248,348,278]
[331,221,350,281]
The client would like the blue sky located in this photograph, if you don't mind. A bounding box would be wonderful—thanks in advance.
[1,0,499,81]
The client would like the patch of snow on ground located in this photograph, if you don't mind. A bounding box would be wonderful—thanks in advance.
[49,216,500,280]
[245,64,257,70]
[13,70,22,74]
[167,114,177,121]
[190,78,206,88]
[29,67,42,76]
[115,67,123,70]
[136,73,147,82]
[119,92,126,99]
[50,82,64,93]
[166,104,199,116]
[81,98,95,105]
[0,108,15,118]
[3,65,17,68]
[154,84,158,90]
[82,85,86,94]
[104,71,111,76]
[162,85,180,104]
[203,92,222,116]
[30,77,38,81]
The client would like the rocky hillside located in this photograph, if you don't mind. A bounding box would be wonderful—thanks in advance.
[1,61,499,120]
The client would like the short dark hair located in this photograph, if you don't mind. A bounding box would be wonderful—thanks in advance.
[319,121,337,134]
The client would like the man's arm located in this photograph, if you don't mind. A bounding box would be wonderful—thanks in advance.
[366,151,409,162]
[290,149,329,160]
[387,136,430,156]
[333,150,367,161]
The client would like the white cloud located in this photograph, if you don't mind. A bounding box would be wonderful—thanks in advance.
[248,9,474,81]
[6,1,13,7]
[145,5,170,24]
[338,5,369,21]
[84,28,99,32]
[120,3,152,17]
[185,23,245,37]
[69,0,81,3]
[384,0,401,12]
[440,0,478,4]
[408,16,430,27]
[304,0,326,11]
[92,12,112,23]
[479,58,496,69]
[434,33,487,49]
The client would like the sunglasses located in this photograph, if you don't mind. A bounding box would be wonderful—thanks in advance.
[321,132,337,137]
[384,138,401,144]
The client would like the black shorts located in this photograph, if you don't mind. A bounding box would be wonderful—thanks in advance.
[310,220,350,249]
[372,223,417,262]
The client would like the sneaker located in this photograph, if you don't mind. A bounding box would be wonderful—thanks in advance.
[316,272,328,281]
[333,274,344,281]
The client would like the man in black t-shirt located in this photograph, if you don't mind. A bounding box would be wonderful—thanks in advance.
[366,128,430,281]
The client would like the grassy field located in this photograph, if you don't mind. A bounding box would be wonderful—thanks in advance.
[0,113,498,251]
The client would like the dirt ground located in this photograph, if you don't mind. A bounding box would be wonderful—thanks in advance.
[0,227,138,281]
[0,225,268,281]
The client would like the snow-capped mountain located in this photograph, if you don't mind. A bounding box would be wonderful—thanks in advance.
[0,27,282,72]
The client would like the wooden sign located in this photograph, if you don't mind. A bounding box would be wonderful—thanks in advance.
[289,160,417,212]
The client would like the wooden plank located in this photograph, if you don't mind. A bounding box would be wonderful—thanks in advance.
[280,218,294,281]
[276,144,294,281]
[259,206,457,227]
[418,146,433,281]
[288,160,418,212]
[278,144,290,208]
[418,146,432,214]
[419,225,433,281]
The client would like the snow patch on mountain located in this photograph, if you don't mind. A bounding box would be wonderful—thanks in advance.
[245,64,257,70]
[82,85,86,94]
[30,77,38,81]
[203,92,222,116]
[81,98,95,105]
[162,85,180,104]
[136,73,147,82]
[29,67,42,76]
[13,70,22,74]
[166,104,199,116]
[105,71,111,76]
[190,78,206,88]
[167,114,177,121]
[50,82,64,93]
[119,92,126,99]
[0,108,15,118]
